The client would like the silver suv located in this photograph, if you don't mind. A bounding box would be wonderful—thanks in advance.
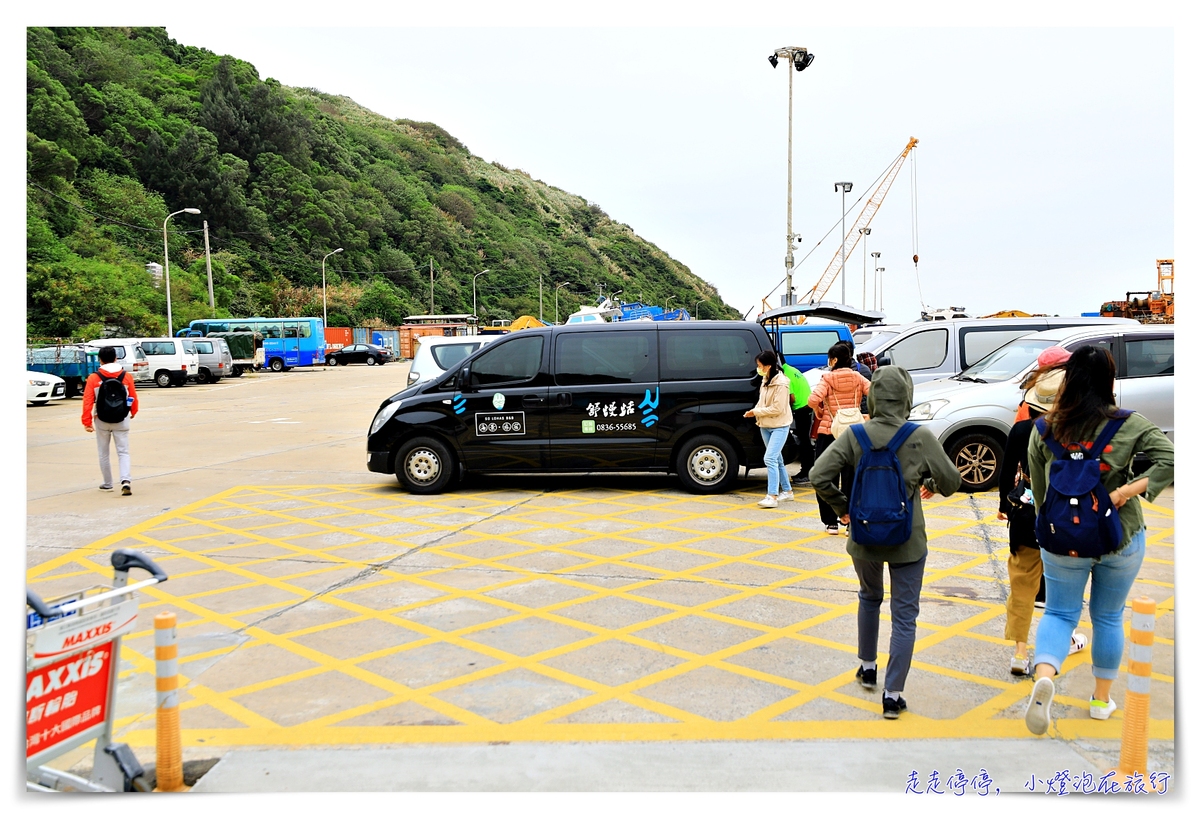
[909,324,1173,492]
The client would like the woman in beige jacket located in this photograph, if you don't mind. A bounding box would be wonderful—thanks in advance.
[744,350,793,508]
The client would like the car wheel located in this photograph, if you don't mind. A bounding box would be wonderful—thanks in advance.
[395,437,456,494]
[269,358,285,372]
[948,432,1004,492]
[195,368,211,384]
[155,371,173,388]
[675,434,739,494]
[327,357,338,366]
[367,356,377,366]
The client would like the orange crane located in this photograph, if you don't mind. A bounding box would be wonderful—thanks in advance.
[799,137,919,305]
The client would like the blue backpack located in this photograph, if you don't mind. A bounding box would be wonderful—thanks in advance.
[848,423,919,547]
[1033,410,1131,558]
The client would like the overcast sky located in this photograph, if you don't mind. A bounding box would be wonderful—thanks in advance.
[154,22,1176,324]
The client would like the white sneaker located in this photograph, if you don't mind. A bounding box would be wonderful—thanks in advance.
[758,495,778,508]
[777,491,795,502]
[1090,697,1117,720]
[1025,676,1055,735]
[1069,632,1088,655]
[1010,656,1031,676]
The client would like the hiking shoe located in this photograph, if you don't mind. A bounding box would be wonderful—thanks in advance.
[99,484,113,491]
[1090,698,1117,720]
[1010,655,1031,676]
[882,694,907,719]
[794,475,811,487]
[121,482,132,497]
[856,665,877,690]
[777,491,795,502]
[825,524,840,535]
[758,496,778,508]
[1069,631,1088,655]
[1025,676,1055,735]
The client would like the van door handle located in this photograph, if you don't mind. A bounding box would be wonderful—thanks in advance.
[523,394,546,408]
[554,392,572,407]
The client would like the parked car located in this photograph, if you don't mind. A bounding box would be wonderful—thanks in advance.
[327,343,393,367]
[84,339,152,384]
[807,316,1140,389]
[407,335,499,388]
[908,324,1173,492]
[367,321,797,494]
[189,337,234,384]
[103,338,198,387]
[27,371,67,405]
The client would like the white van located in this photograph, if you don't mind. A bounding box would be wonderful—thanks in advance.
[85,339,152,384]
[406,334,499,388]
[104,338,199,387]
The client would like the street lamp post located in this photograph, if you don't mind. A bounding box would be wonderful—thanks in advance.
[834,182,853,305]
[322,248,344,330]
[554,281,570,324]
[871,252,881,310]
[768,46,815,312]
[877,267,886,310]
[665,296,676,314]
[472,268,490,321]
[162,207,200,337]
[859,227,871,310]
[696,299,704,319]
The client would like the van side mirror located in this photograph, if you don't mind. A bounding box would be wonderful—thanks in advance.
[877,356,892,367]
[458,367,475,392]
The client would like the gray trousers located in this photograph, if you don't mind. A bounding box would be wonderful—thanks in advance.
[95,417,131,486]
[852,554,926,693]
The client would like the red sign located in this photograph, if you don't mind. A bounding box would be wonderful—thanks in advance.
[26,641,112,758]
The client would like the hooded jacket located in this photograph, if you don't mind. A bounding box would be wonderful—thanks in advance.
[809,366,962,563]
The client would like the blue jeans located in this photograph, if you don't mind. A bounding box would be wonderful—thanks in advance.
[1033,528,1146,679]
[760,425,792,496]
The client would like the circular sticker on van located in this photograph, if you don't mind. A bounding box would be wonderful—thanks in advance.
[492,393,506,410]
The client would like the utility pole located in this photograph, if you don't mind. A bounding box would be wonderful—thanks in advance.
[429,257,434,314]
[768,46,814,313]
[859,227,871,310]
[871,252,881,310]
[834,182,853,305]
[539,275,544,323]
[203,220,214,315]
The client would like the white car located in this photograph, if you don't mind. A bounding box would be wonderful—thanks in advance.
[27,371,67,405]
[407,335,499,388]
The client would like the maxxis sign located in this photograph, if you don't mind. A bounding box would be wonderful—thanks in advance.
[26,643,112,758]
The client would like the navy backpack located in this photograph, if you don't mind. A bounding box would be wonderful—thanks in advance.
[1033,410,1131,558]
[848,423,919,547]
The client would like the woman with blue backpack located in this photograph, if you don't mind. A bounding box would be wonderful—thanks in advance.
[1023,346,1174,735]
[810,365,961,719]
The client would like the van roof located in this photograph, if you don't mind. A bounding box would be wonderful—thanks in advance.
[875,316,1140,334]
[1026,323,1174,343]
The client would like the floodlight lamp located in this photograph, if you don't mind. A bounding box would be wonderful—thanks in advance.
[859,227,871,235]
[768,54,779,68]
[793,50,814,71]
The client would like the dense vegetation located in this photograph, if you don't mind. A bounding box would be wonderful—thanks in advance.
[26,26,737,342]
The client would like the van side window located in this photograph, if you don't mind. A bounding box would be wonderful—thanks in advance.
[555,332,656,385]
[780,330,843,356]
[141,341,175,356]
[195,341,214,355]
[961,328,1036,367]
[1123,337,1173,377]
[469,335,543,387]
[660,330,759,381]
[432,343,480,370]
[887,329,947,370]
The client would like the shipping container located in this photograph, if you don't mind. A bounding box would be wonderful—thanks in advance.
[371,330,400,356]
[325,327,353,353]
[353,327,370,345]
[398,324,472,359]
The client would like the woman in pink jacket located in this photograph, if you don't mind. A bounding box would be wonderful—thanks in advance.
[808,342,872,534]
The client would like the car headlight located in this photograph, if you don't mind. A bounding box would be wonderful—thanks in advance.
[370,401,403,435]
[28,379,50,386]
[909,399,950,421]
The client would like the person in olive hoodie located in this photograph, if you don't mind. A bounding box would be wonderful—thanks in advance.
[809,365,961,719]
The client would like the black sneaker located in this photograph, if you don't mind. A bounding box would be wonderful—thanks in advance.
[99,484,113,492]
[882,694,907,719]
[121,482,132,496]
[856,665,877,690]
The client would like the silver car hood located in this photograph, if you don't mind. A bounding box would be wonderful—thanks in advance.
[913,377,1026,423]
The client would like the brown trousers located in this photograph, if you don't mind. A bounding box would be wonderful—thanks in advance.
[1005,545,1043,642]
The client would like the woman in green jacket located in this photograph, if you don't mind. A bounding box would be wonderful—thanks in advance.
[1023,346,1174,735]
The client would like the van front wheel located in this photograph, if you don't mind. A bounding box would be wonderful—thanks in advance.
[395,437,456,494]
[676,434,739,494]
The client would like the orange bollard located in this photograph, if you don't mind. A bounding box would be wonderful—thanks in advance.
[153,612,187,792]
[1115,596,1156,778]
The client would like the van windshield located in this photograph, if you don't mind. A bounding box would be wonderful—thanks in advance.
[857,332,898,354]
[958,339,1054,383]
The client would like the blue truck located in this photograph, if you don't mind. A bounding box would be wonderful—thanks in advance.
[27,345,99,398]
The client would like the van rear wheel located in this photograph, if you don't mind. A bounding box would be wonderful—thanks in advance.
[947,432,1003,492]
[395,437,456,494]
[155,371,172,388]
[676,434,739,494]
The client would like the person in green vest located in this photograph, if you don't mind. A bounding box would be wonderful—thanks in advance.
[779,354,815,485]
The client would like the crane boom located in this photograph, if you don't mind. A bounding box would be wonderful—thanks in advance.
[801,137,918,304]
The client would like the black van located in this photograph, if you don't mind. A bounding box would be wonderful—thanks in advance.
[366,321,794,494]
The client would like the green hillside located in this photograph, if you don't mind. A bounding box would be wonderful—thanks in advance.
[26,26,739,342]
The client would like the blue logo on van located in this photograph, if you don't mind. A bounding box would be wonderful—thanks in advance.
[453,396,466,415]
[639,388,659,428]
